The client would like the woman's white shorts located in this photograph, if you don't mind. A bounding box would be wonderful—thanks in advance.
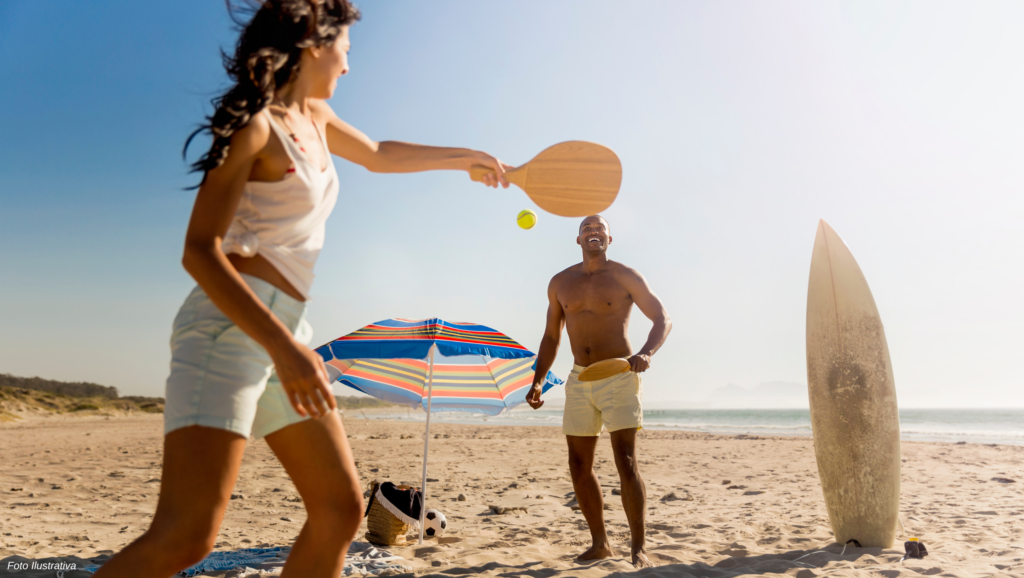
[163,273,318,439]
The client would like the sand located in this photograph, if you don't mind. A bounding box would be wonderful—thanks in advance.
[1,413,1022,577]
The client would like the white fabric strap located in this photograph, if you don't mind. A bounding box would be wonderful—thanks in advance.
[375,487,420,528]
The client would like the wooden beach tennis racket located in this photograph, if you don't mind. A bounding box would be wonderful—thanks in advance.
[471,141,622,217]
[577,357,631,381]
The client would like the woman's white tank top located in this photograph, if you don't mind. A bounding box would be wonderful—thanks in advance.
[222,110,339,299]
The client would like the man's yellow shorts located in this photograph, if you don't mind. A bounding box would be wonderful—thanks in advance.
[562,364,643,436]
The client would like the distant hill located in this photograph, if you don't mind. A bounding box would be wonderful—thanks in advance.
[706,381,808,409]
[0,372,160,420]
[0,372,397,421]
[0,373,119,399]
[0,386,164,421]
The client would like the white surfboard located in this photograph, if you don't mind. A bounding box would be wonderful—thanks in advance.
[806,220,901,548]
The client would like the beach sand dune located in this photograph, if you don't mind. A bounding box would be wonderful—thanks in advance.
[1,414,1022,577]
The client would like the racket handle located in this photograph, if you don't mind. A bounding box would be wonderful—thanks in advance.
[469,165,493,182]
[470,165,525,188]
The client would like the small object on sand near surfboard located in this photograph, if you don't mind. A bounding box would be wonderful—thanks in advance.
[902,538,928,562]
[806,219,901,549]
[469,141,622,217]
[577,358,630,382]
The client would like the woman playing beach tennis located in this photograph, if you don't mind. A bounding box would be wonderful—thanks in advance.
[93,2,509,577]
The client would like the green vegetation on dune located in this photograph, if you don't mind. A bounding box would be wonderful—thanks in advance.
[0,373,119,399]
[0,386,165,418]
[121,396,167,413]
[0,372,392,419]
[0,373,167,418]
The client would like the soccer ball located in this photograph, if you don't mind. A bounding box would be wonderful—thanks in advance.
[424,509,447,538]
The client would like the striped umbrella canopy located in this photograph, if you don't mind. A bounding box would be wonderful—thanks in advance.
[315,318,562,415]
[315,318,563,544]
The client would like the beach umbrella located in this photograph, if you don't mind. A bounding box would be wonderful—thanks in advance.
[314,318,562,543]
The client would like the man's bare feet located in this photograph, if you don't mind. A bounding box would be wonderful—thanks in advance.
[631,548,654,568]
[576,542,615,562]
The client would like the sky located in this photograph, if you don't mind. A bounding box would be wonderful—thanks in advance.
[1,1,1022,407]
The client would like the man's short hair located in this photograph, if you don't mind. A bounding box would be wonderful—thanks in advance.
[579,215,610,234]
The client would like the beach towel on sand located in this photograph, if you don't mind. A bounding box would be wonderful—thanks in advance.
[179,548,282,576]
[80,543,408,576]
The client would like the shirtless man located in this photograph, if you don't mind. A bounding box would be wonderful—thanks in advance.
[525,215,672,569]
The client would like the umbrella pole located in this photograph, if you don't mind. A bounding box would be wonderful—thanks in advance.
[419,344,436,545]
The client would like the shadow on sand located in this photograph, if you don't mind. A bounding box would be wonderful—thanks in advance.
[409,544,900,578]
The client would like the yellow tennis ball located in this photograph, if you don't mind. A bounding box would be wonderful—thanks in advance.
[517,209,537,230]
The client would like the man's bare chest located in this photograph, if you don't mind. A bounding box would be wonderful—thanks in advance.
[558,275,632,314]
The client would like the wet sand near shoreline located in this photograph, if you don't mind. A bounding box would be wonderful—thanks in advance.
[1,414,1022,577]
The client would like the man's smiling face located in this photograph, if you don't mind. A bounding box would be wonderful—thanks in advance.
[577,216,611,254]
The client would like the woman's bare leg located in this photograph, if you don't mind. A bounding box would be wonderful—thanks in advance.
[91,426,247,578]
[264,411,364,578]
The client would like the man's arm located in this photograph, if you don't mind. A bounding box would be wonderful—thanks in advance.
[526,277,565,409]
[619,268,672,373]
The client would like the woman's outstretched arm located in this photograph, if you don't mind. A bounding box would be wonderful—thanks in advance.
[313,100,512,188]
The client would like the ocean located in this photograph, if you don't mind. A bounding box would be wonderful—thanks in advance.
[364,407,1024,446]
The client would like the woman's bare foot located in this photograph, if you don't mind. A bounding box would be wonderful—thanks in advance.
[577,541,616,562]
[631,548,654,568]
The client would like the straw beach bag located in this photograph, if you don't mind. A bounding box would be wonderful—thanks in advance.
[364,481,421,546]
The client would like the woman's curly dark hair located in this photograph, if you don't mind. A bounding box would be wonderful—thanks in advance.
[184,0,360,186]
